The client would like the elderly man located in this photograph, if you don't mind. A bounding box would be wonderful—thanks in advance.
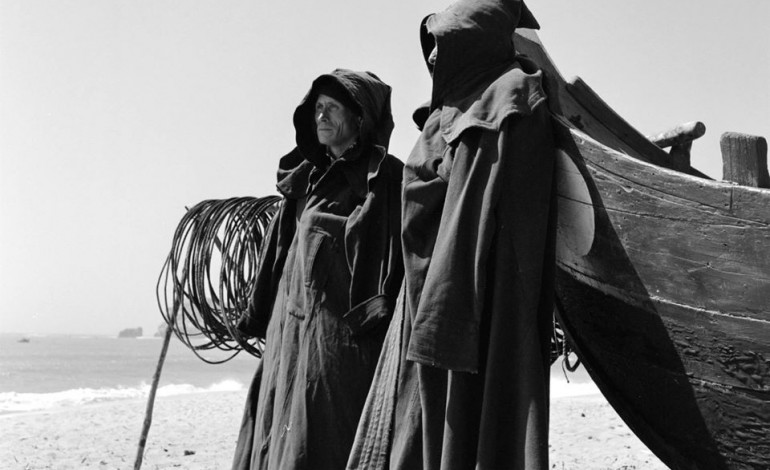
[233,69,403,470]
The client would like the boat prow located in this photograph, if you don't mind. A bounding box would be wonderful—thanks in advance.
[514,29,770,470]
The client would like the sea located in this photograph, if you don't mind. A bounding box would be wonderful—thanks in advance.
[0,333,258,416]
[0,333,597,417]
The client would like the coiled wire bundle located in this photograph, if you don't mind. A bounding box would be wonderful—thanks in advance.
[156,195,281,362]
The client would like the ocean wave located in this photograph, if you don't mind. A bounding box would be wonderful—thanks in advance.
[0,379,244,414]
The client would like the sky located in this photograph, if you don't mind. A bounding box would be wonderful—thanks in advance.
[1,0,768,335]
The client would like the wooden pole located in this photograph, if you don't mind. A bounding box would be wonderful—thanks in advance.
[134,324,174,470]
[137,205,189,469]
[648,121,706,149]
[668,142,693,173]
[720,132,770,188]
[648,121,706,173]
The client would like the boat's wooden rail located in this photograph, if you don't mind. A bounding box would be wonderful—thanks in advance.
[515,29,770,189]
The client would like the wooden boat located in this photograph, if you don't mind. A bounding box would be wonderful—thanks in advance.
[514,30,770,470]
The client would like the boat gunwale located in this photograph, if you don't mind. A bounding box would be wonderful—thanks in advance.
[555,119,770,226]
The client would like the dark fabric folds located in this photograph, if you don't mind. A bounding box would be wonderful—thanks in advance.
[344,294,391,336]
[233,69,403,470]
[346,287,406,469]
[349,1,556,469]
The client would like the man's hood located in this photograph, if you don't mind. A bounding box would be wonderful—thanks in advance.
[292,69,394,168]
[421,0,539,109]
[274,70,394,199]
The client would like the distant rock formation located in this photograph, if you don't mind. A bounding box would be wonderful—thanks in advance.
[118,327,143,338]
[155,322,168,337]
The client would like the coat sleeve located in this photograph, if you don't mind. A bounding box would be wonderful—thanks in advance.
[342,154,404,336]
[406,105,554,372]
[237,198,297,338]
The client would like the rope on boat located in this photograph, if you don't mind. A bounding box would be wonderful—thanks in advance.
[156,195,282,362]
[551,314,571,366]
[561,344,581,373]
[552,302,580,374]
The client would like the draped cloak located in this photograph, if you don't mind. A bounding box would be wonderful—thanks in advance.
[232,69,404,470]
[348,1,556,469]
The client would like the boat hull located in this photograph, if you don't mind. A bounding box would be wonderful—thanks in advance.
[514,30,770,469]
[555,134,770,470]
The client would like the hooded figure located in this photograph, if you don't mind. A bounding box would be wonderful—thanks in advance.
[232,69,404,470]
[348,1,556,469]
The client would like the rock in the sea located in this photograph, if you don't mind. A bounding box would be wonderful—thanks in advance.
[117,327,143,338]
[155,322,168,337]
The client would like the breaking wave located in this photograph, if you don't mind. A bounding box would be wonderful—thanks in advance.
[0,379,244,415]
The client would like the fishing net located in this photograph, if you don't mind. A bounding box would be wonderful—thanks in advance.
[156,195,281,362]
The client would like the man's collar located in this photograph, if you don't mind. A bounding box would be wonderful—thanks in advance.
[326,140,360,162]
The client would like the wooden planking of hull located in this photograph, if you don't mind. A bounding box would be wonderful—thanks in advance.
[514,29,770,470]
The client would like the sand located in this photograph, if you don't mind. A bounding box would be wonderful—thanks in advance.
[0,390,668,469]
[549,395,668,469]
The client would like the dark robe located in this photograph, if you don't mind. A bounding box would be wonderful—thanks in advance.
[233,69,404,470]
[348,1,556,469]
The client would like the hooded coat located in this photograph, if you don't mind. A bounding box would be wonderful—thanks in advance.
[348,1,556,469]
[232,69,404,470]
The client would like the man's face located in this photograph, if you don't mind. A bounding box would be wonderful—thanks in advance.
[315,94,359,156]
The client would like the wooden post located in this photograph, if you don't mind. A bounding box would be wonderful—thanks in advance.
[648,121,706,173]
[648,121,706,149]
[134,324,174,470]
[668,142,693,173]
[720,132,770,188]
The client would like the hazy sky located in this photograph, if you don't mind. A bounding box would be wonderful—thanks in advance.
[1,0,768,335]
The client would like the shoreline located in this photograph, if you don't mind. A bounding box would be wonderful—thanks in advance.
[0,389,667,469]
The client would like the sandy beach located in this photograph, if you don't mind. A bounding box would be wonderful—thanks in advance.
[0,389,668,470]
[549,394,667,470]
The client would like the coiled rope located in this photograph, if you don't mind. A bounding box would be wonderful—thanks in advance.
[156,195,281,362]
[156,194,575,367]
